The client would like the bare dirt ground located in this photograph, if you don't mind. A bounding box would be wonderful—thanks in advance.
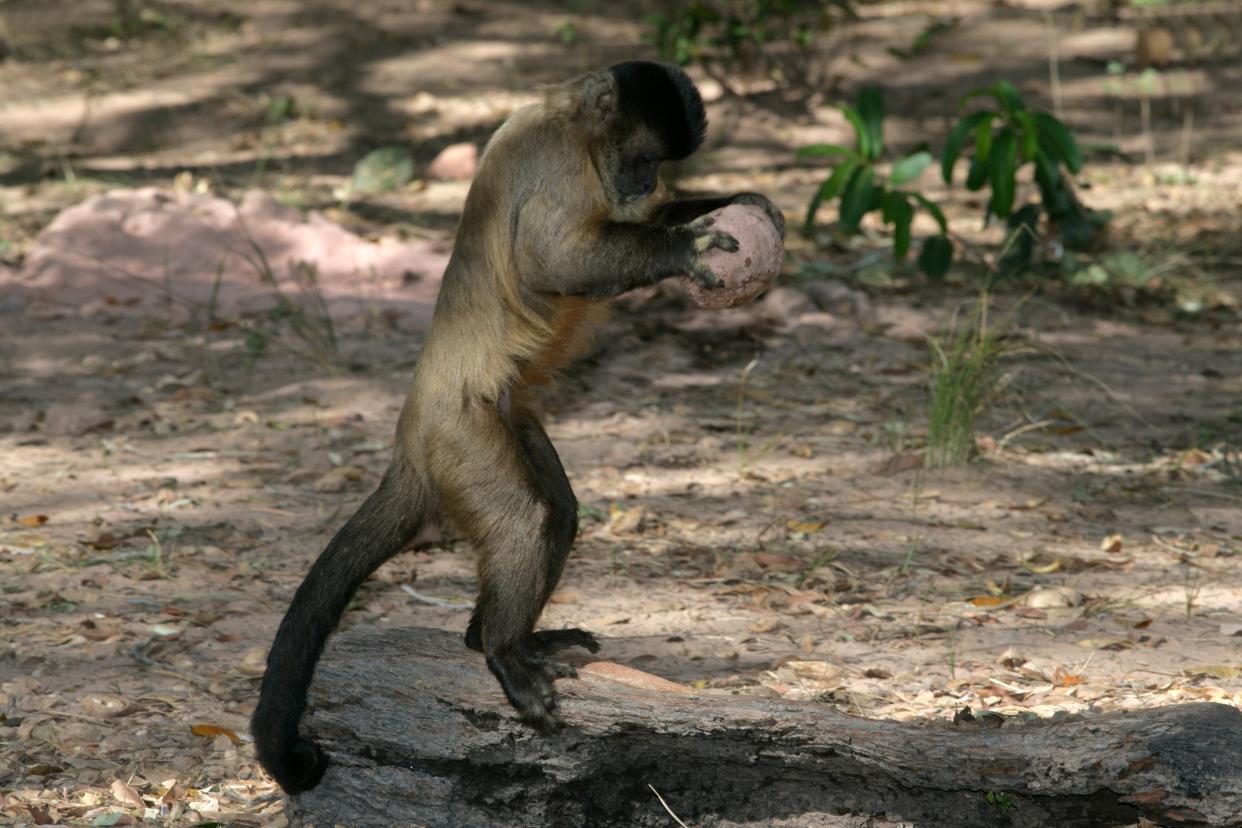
[1,1,1240,826]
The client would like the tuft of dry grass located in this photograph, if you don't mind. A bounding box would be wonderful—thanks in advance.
[925,299,1006,468]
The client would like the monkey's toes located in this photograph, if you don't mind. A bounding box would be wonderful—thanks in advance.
[522,706,563,735]
[541,659,578,680]
[532,628,601,654]
[512,673,561,733]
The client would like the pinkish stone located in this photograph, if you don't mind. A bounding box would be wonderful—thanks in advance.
[682,204,784,309]
[425,142,478,181]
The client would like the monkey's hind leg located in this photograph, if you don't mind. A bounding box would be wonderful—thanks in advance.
[446,407,597,732]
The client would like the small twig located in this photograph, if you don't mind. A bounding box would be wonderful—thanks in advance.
[399,583,473,610]
[1165,487,1242,503]
[648,784,690,828]
[1179,107,1195,167]
[1140,94,1154,165]
[1029,343,1157,430]
[996,418,1055,452]
[130,641,215,690]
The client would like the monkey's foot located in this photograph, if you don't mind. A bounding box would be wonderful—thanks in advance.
[531,627,601,655]
[486,651,563,734]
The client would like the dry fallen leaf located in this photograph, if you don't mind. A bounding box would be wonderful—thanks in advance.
[604,504,647,534]
[79,618,124,641]
[788,443,814,458]
[86,531,123,549]
[1077,638,1132,651]
[875,452,924,476]
[1100,534,1123,553]
[1053,668,1084,687]
[1024,587,1082,609]
[190,724,241,745]
[313,465,366,493]
[82,694,130,718]
[754,552,803,572]
[110,779,144,810]
[157,779,184,806]
[748,617,786,633]
[238,646,268,676]
[786,518,827,534]
[784,660,844,682]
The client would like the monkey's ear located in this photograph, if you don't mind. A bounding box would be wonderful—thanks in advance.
[579,72,617,136]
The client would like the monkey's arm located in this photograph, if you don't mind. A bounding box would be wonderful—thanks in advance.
[654,196,735,225]
[518,216,733,299]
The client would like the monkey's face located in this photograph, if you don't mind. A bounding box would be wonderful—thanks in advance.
[611,132,664,204]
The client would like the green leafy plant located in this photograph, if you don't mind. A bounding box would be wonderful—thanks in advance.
[942,80,1108,275]
[986,790,1016,814]
[800,87,953,278]
[350,146,414,195]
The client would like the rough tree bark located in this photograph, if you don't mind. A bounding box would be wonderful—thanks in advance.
[284,627,1242,828]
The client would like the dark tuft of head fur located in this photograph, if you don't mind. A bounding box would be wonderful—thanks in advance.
[608,61,707,160]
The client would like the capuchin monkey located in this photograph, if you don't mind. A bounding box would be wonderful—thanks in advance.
[252,60,784,794]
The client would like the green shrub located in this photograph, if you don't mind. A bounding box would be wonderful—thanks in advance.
[800,87,952,278]
[800,81,1107,282]
[942,81,1109,276]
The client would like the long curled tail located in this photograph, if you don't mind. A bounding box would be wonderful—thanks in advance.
[251,459,430,793]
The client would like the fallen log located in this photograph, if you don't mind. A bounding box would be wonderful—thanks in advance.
[283,627,1242,828]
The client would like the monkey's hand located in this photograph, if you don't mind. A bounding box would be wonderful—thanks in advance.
[729,192,785,239]
[685,215,738,289]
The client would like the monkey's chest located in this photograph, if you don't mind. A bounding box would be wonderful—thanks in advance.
[520,297,610,384]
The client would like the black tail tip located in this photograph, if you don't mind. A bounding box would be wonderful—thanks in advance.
[258,737,328,794]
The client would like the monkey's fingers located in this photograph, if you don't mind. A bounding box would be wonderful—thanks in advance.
[731,192,786,239]
[689,262,724,290]
[694,230,739,254]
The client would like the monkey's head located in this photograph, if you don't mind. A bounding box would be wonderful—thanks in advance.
[576,61,707,205]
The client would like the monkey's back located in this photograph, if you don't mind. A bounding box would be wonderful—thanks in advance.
[407,101,613,423]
